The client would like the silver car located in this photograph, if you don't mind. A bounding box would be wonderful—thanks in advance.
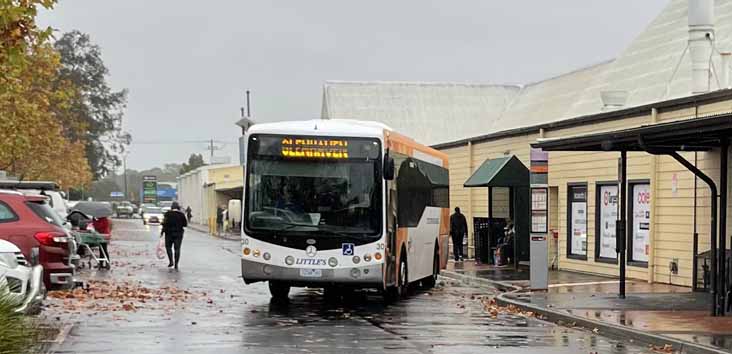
[0,240,44,314]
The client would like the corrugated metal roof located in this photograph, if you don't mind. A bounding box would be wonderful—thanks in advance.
[321,0,732,146]
[322,81,521,145]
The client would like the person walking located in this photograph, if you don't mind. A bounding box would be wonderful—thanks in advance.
[185,206,192,221]
[450,207,468,261]
[161,201,188,270]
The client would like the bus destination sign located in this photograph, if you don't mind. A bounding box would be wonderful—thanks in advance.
[281,138,349,159]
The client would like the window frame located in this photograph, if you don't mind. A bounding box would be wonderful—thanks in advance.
[566,183,588,260]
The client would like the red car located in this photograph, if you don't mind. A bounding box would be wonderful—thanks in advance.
[0,190,75,290]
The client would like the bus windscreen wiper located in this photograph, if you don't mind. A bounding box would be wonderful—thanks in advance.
[278,221,318,231]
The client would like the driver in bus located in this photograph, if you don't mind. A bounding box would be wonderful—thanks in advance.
[275,185,305,215]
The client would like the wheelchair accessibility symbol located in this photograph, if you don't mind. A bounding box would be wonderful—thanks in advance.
[342,243,354,256]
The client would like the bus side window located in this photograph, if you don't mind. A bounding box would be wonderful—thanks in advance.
[396,159,431,228]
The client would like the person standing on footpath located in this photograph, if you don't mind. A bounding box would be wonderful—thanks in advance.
[161,201,188,270]
[216,205,224,235]
[450,207,468,261]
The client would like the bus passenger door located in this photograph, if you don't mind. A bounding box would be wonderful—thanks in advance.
[385,186,398,287]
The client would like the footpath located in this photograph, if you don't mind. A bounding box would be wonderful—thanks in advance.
[441,260,732,354]
[186,222,240,241]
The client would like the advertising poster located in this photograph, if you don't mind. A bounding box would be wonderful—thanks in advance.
[632,184,651,262]
[569,186,587,256]
[598,185,618,259]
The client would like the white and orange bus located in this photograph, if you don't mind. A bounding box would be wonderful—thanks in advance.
[240,119,449,301]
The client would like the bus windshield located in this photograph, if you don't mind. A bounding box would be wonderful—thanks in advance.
[245,135,382,237]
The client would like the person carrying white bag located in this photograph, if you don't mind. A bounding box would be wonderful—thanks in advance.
[160,202,188,271]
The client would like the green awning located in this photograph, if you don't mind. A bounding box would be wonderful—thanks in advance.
[464,155,529,188]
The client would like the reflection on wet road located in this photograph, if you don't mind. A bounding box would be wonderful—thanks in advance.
[49,219,654,354]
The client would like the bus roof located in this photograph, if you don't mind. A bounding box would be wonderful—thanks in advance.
[247,119,392,139]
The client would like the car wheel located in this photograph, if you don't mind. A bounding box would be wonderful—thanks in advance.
[268,281,290,300]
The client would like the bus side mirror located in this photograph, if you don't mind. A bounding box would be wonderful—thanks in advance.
[383,156,395,180]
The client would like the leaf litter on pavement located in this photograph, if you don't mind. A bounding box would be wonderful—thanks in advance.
[480,297,539,319]
[47,279,206,315]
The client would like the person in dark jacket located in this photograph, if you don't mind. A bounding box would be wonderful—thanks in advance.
[216,205,224,235]
[185,206,192,221]
[450,207,468,261]
[161,201,188,270]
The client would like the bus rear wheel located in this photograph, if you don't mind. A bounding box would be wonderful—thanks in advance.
[398,254,409,298]
[422,249,439,289]
[268,281,290,300]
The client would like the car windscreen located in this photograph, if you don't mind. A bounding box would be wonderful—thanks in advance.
[26,201,64,227]
[143,207,162,213]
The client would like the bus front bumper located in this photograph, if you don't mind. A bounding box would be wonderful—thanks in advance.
[241,259,382,286]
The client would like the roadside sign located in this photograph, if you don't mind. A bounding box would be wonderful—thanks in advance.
[142,175,158,204]
[110,191,124,198]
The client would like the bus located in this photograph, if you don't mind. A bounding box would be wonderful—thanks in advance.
[240,119,450,301]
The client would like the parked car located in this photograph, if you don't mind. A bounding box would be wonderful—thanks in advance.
[0,239,44,314]
[115,201,134,218]
[0,190,75,290]
[0,181,68,219]
[141,206,164,225]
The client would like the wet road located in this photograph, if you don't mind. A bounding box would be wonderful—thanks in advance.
[47,219,656,354]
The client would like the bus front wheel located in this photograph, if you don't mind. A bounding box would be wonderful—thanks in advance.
[268,281,290,300]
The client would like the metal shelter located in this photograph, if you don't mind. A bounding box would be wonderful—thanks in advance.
[533,113,732,316]
[464,155,530,268]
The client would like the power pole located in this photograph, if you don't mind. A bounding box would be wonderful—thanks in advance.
[206,139,224,164]
[123,155,129,200]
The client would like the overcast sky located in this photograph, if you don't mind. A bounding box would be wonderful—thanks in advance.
[39,0,668,170]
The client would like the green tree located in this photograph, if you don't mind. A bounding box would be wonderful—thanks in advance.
[53,30,130,179]
[179,153,206,174]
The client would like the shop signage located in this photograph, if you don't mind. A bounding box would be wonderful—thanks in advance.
[569,185,587,256]
[598,185,618,259]
[632,183,651,262]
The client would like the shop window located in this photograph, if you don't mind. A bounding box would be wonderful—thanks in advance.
[628,181,650,266]
[595,182,618,263]
[567,184,588,260]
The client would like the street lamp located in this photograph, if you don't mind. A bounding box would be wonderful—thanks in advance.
[121,151,130,200]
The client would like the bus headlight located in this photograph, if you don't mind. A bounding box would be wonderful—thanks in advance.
[253,249,261,257]
[374,252,382,261]
[285,256,295,265]
[263,252,271,261]
[328,257,338,267]
[363,254,372,262]
[352,256,361,264]
[243,248,251,256]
